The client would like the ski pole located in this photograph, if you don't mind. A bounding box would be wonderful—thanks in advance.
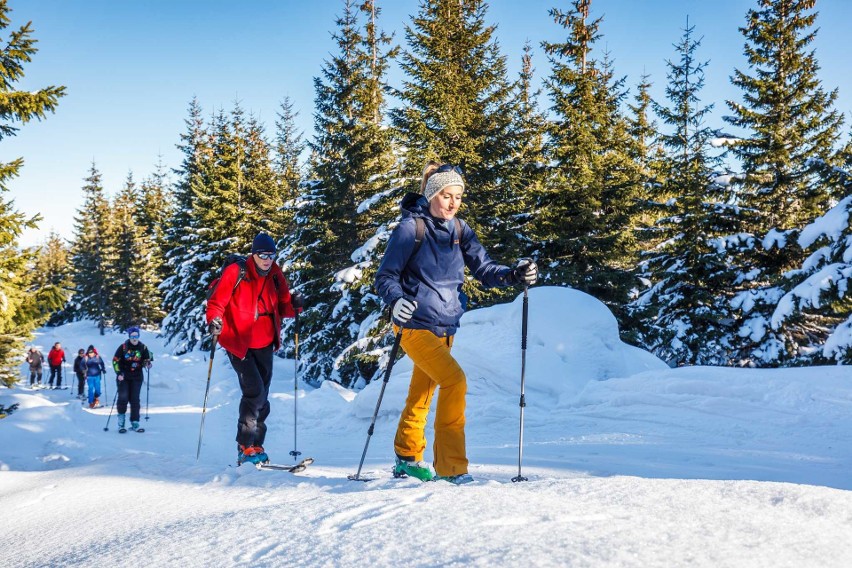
[349,327,404,481]
[512,286,530,483]
[101,362,108,402]
[289,311,301,462]
[145,366,150,421]
[197,335,218,461]
[103,387,119,431]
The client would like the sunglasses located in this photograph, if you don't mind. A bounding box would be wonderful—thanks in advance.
[255,252,275,260]
[129,334,140,340]
[437,164,463,175]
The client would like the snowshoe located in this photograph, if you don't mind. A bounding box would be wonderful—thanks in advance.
[130,421,145,433]
[434,473,474,485]
[393,456,434,481]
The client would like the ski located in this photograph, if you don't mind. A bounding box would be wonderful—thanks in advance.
[119,428,127,434]
[256,457,313,473]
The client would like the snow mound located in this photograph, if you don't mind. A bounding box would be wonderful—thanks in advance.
[354,286,667,418]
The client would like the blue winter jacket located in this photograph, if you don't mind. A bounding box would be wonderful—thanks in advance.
[375,193,517,337]
[84,356,106,377]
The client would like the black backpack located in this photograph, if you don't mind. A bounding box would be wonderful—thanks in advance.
[206,254,280,301]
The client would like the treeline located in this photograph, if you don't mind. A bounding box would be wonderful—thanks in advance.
[8,0,852,389]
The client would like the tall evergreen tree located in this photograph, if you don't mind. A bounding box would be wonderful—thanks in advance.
[273,96,306,245]
[0,0,65,384]
[291,0,399,387]
[535,0,642,317]
[723,0,846,365]
[29,232,72,325]
[630,22,741,366]
[498,42,548,265]
[137,157,173,284]
[105,174,164,329]
[391,0,521,306]
[161,99,214,352]
[69,163,111,333]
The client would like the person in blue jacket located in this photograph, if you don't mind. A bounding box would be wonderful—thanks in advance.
[83,346,106,408]
[374,161,537,484]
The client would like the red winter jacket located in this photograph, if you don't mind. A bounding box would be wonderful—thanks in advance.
[47,347,65,367]
[206,258,297,359]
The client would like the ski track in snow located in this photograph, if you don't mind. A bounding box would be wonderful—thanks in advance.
[2,290,852,567]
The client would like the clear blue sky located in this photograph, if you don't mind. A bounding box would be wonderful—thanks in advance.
[9,0,852,247]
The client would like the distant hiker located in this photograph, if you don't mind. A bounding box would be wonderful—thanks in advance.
[47,342,66,388]
[112,327,152,433]
[206,232,303,465]
[25,347,45,387]
[84,346,106,408]
[374,162,538,485]
[73,349,87,399]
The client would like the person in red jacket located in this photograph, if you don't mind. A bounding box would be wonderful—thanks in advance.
[206,233,303,466]
[47,342,66,389]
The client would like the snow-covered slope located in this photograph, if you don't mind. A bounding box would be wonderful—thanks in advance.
[2,287,851,567]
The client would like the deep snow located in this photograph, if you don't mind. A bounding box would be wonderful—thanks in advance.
[2,287,851,567]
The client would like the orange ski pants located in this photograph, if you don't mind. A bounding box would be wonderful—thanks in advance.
[393,327,468,477]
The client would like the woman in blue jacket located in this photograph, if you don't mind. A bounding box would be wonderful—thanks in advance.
[84,346,106,408]
[374,162,537,484]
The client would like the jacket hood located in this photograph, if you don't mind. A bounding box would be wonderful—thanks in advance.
[400,192,430,219]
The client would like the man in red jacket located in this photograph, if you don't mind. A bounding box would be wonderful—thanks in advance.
[47,342,66,389]
[206,233,303,466]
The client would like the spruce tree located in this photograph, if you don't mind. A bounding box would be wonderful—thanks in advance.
[536,0,642,316]
[630,22,740,366]
[500,42,548,265]
[292,0,399,387]
[723,0,846,365]
[69,163,111,333]
[105,174,164,329]
[273,96,306,244]
[0,0,65,384]
[137,157,173,285]
[161,99,214,352]
[28,232,72,325]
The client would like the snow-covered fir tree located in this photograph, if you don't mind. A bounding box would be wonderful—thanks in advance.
[161,99,209,352]
[536,0,642,318]
[391,0,522,308]
[498,42,548,264]
[722,0,846,365]
[69,163,112,333]
[273,96,306,245]
[630,21,741,366]
[136,157,173,285]
[290,0,399,387]
[34,231,73,326]
[104,174,164,330]
[0,0,65,384]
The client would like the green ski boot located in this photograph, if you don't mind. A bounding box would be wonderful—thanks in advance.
[393,456,434,481]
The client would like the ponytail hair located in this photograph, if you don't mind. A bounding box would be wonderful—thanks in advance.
[420,161,441,195]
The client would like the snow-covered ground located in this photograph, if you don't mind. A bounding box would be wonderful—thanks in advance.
[2,287,851,567]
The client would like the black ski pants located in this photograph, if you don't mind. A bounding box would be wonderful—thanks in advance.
[29,369,42,384]
[76,372,86,396]
[228,344,274,448]
[49,364,62,386]
[117,377,144,422]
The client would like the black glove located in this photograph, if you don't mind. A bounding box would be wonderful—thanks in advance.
[513,259,538,286]
[291,292,305,310]
[208,317,223,336]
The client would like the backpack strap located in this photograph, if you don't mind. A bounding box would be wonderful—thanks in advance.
[408,216,464,266]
